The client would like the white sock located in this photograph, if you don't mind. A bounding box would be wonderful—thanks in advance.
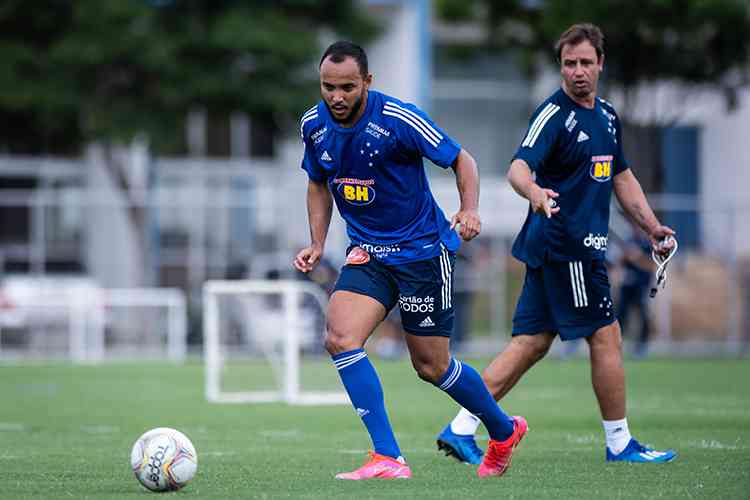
[450,408,481,436]
[603,418,632,455]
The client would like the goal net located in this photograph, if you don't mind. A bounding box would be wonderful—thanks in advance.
[203,279,349,405]
[0,277,187,362]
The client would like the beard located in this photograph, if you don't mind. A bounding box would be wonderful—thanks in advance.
[568,78,595,99]
[328,93,363,125]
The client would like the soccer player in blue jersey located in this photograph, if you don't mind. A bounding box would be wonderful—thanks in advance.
[294,41,526,479]
[437,23,678,465]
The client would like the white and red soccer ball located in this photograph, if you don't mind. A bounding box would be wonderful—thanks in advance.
[130,427,198,492]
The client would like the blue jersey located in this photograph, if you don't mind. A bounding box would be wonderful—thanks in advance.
[511,88,629,267]
[300,90,462,264]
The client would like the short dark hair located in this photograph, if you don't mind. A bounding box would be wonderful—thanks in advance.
[555,23,605,62]
[319,41,369,78]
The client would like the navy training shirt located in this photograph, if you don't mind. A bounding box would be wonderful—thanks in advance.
[300,90,462,264]
[511,88,629,267]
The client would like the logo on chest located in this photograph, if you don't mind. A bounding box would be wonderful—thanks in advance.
[590,155,613,182]
[333,178,376,206]
[311,126,327,144]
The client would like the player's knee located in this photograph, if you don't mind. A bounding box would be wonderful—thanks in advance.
[588,324,622,352]
[530,340,552,362]
[324,321,356,355]
[514,335,552,363]
[411,356,449,384]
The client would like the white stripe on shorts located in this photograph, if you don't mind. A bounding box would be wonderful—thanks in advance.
[440,246,452,310]
[569,262,580,308]
[575,261,588,307]
[569,261,588,308]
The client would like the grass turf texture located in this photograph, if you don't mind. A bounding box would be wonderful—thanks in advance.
[1,358,748,499]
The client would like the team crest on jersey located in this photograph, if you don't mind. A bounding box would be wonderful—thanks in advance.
[590,155,613,182]
[333,178,376,205]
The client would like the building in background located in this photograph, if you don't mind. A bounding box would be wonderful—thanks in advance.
[0,1,747,351]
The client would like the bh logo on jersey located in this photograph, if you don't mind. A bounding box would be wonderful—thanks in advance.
[590,155,613,182]
[333,178,376,206]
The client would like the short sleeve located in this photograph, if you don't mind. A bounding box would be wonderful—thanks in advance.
[613,114,629,175]
[300,135,326,182]
[512,102,562,171]
[382,100,461,168]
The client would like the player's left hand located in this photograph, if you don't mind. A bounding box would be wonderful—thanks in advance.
[451,209,481,241]
[649,225,676,257]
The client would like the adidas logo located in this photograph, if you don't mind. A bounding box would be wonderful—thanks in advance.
[356,407,370,417]
[577,130,589,143]
[320,150,332,161]
[418,316,435,328]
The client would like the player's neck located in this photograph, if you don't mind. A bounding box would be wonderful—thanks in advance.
[340,90,369,128]
[562,84,596,109]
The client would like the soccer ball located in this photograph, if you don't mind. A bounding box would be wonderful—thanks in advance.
[130,427,198,492]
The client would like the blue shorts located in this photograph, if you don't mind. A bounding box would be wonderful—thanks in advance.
[333,246,456,337]
[512,259,616,341]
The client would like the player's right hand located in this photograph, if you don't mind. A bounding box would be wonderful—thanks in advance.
[530,185,560,219]
[293,244,323,273]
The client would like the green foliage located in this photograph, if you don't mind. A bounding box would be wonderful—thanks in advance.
[436,0,750,91]
[0,0,380,153]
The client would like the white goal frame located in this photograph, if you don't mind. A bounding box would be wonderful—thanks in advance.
[0,285,187,362]
[203,279,349,405]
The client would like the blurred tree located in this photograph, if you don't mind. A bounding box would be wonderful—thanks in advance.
[0,0,380,155]
[435,0,750,120]
[0,0,379,285]
[436,0,750,197]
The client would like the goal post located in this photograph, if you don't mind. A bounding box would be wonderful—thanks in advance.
[203,279,349,405]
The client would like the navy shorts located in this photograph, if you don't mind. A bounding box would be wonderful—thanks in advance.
[333,246,456,337]
[512,259,616,341]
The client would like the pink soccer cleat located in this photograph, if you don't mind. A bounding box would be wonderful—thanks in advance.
[477,416,528,478]
[335,451,412,480]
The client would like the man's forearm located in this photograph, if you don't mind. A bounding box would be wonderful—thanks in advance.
[613,170,659,235]
[454,149,479,211]
[507,159,537,201]
[307,181,333,247]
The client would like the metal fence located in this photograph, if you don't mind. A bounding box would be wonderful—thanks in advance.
[0,155,746,359]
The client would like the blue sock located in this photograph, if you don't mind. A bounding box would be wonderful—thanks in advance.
[332,349,401,459]
[436,358,515,441]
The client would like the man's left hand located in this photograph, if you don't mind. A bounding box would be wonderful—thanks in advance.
[451,209,481,241]
[649,225,676,257]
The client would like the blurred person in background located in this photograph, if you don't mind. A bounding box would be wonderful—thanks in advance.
[617,222,656,358]
[450,242,480,353]
[437,23,677,466]
[294,41,525,480]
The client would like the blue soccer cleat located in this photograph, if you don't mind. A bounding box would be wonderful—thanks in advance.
[436,425,484,465]
[606,438,677,463]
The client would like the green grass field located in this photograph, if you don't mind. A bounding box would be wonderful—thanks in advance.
[1,357,748,499]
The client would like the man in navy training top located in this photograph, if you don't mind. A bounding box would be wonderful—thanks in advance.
[437,23,677,465]
[294,41,526,480]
